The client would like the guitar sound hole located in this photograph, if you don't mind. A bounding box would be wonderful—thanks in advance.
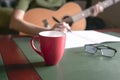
[62,16,73,27]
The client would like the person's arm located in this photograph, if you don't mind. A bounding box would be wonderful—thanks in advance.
[9,0,51,35]
[9,9,50,35]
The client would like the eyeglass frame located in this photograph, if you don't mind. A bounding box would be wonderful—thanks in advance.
[84,44,117,57]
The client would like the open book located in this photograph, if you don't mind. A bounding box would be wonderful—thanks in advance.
[65,30,120,48]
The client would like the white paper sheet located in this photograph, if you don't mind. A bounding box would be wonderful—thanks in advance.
[65,30,120,48]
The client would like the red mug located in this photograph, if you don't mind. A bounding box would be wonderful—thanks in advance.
[30,31,66,65]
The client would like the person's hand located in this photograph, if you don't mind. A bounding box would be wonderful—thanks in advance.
[92,2,104,16]
[52,22,71,33]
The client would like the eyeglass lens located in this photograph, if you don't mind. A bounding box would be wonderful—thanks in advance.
[85,45,97,53]
[101,49,115,57]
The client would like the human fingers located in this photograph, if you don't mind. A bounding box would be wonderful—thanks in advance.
[53,22,71,33]
[92,3,104,16]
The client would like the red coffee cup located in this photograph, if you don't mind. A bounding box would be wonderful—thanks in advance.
[30,31,66,65]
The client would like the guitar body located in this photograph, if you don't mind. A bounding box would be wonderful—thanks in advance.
[24,2,86,31]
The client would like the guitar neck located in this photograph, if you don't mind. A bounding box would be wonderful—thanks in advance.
[72,0,120,22]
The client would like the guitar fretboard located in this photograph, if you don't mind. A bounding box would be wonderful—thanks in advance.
[72,0,120,22]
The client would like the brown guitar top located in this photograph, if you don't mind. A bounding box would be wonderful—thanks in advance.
[24,2,86,31]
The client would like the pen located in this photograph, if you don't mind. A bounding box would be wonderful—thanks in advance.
[52,16,72,33]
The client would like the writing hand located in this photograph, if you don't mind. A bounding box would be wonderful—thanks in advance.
[52,22,71,33]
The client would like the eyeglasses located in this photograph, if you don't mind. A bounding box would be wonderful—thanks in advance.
[84,44,117,57]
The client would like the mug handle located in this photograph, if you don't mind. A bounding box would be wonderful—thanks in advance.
[30,36,43,56]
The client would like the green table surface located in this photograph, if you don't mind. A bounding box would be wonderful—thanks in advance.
[0,54,8,80]
[13,32,120,80]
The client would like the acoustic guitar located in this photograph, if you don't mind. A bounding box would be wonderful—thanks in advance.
[23,0,120,33]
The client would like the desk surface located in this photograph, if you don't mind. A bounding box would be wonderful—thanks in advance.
[0,28,120,80]
[0,36,42,80]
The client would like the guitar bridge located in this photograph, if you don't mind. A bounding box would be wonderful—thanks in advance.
[42,19,51,29]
